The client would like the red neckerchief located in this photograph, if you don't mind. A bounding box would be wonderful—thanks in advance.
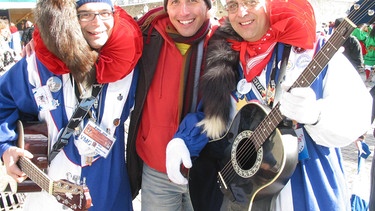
[34,6,143,84]
[228,0,316,82]
[228,30,277,82]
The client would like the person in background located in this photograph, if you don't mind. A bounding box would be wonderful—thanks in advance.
[328,20,335,35]
[334,17,364,72]
[8,22,22,61]
[171,0,372,210]
[352,23,369,60]
[363,23,375,82]
[0,19,16,75]
[126,0,218,209]
[0,0,142,210]
[21,20,34,47]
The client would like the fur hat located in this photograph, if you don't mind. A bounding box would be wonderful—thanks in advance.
[76,0,113,8]
[34,0,98,84]
[164,0,211,11]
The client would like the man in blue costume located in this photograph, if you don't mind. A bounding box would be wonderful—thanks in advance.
[169,0,373,210]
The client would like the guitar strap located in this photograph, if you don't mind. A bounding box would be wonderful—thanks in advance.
[48,82,103,163]
[273,44,291,106]
[252,44,291,107]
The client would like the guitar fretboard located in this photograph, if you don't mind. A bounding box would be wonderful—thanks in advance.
[18,157,52,194]
[251,18,357,150]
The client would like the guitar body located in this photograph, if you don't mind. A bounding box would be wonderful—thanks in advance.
[215,102,298,210]
[20,121,49,171]
[4,121,48,193]
[6,120,92,210]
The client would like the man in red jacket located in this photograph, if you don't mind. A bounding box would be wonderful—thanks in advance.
[126,0,218,210]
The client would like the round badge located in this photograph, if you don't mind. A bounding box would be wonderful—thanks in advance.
[237,79,252,95]
[113,118,120,127]
[296,54,312,69]
[46,76,62,92]
[117,94,123,101]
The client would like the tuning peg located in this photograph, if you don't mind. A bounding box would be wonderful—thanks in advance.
[72,175,80,185]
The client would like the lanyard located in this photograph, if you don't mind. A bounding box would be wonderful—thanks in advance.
[251,44,291,107]
[49,82,103,163]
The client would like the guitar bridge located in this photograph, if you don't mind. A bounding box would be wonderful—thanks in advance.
[217,172,228,190]
[217,172,235,202]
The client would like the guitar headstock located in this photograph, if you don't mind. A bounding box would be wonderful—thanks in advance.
[348,0,375,25]
[52,179,92,211]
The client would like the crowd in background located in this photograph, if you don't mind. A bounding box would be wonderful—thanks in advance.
[319,18,375,83]
[0,19,34,76]
[321,15,375,211]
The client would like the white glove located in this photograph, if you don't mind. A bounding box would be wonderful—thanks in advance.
[166,138,192,185]
[279,87,321,125]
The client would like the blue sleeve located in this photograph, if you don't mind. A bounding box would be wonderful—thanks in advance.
[0,59,38,157]
[0,142,15,159]
[174,111,209,157]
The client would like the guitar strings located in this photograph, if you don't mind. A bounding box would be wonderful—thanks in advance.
[18,157,50,191]
[218,0,375,185]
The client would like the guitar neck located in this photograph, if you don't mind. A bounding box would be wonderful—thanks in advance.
[251,19,357,150]
[290,20,356,89]
[18,157,53,194]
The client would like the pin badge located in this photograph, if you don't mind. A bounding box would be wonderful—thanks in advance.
[117,94,123,101]
[46,76,62,92]
[237,79,252,95]
[113,118,120,127]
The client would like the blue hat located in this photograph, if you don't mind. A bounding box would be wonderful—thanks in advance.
[76,0,113,8]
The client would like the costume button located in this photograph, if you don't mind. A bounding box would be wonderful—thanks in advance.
[113,118,120,127]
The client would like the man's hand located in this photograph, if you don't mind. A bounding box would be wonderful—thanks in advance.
[279,87,321,125]
[2,146,33,183]
[166,138,192,185]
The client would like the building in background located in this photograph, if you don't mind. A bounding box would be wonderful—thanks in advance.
[1,0,35,29]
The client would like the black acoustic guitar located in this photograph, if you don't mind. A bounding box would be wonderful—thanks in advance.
[215,1,375,210]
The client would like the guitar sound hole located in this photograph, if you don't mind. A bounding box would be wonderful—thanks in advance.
[236,138,257,171]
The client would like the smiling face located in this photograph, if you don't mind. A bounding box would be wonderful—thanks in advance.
[166,0,209,37]
[226,0,269,42]
[77,2,114,50]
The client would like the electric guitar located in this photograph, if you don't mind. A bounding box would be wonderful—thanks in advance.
[16,120,92,211]
[215,1,375,210]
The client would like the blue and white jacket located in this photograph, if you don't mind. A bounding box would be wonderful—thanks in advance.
[0,54,138,211]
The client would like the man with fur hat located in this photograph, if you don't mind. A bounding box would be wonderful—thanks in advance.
[0,0,142,210]
[126,0,218,210]
[170,0,372,210]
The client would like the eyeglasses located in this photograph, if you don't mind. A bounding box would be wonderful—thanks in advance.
[225,0,260,14]
[77,11,114,22]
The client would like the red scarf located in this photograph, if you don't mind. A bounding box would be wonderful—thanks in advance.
[228,0,316,82]
[139,7,211,118]
[34,6,143,84]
